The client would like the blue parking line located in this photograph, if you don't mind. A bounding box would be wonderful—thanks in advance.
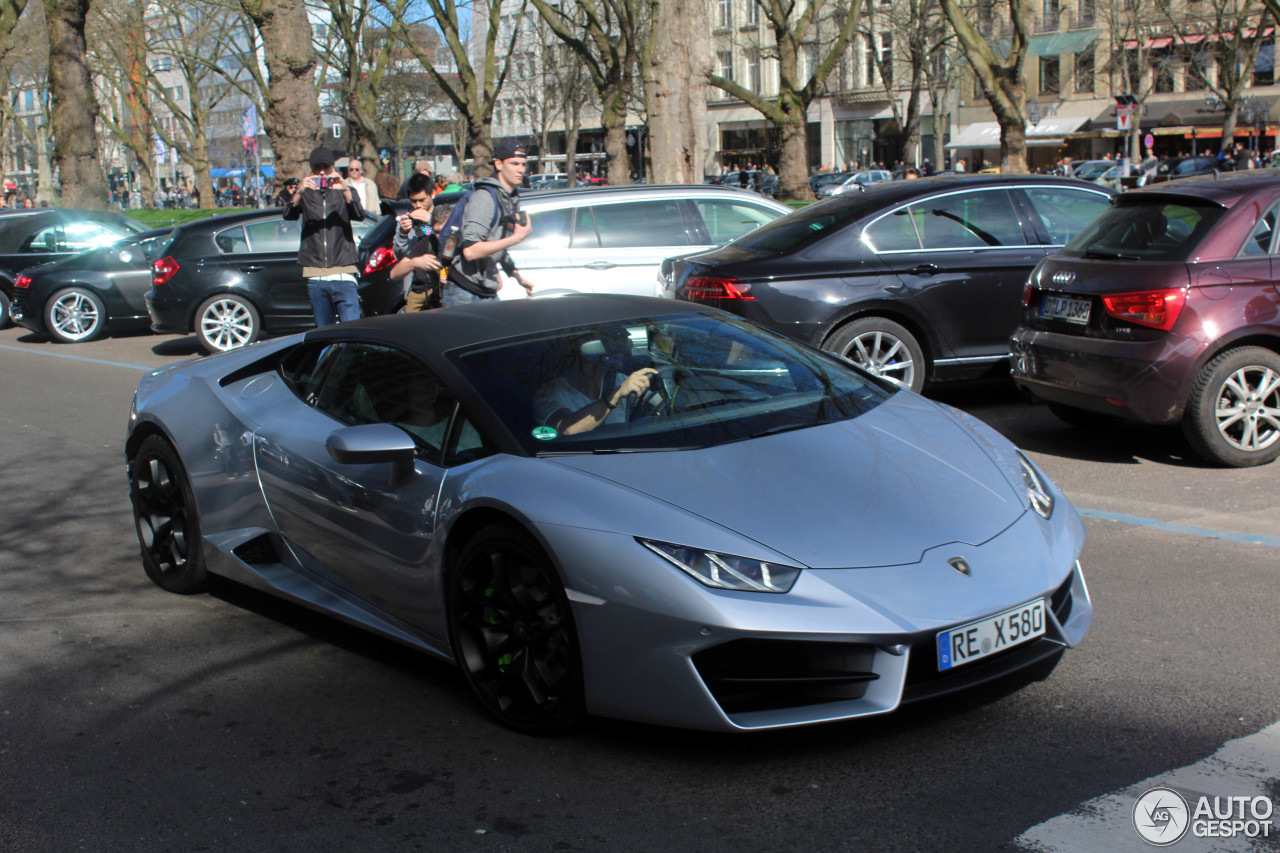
[1077,507,1280,549]
[0,343,155,372]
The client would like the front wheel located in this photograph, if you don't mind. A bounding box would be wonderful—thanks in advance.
[448,524,585,734]
[825,317,926,392]
[130,435,208,594]
[196,294,260,353]
[45,287,106,343]
[1182,346,1280,467]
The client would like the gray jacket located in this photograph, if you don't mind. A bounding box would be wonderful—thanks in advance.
[450,178,519,296]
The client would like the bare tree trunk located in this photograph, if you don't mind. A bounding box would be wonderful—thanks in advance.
[777,109,808,199]
[643,0,708,184]
[46,0,106,208]
[238,0,321,190]
[602,98,629,185]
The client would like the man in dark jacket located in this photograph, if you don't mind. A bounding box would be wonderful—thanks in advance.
[283,146,365,326]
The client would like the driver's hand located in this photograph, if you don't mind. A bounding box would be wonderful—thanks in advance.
[611,368,657,406]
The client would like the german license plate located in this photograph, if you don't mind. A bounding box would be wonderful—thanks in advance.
[936,599,1046,671]
[1040,295,1091,325]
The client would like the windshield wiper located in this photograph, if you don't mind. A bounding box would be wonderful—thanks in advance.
[747,421,826,440]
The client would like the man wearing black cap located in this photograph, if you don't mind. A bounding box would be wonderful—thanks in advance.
[442,139,534,306]
[283,146,366,326]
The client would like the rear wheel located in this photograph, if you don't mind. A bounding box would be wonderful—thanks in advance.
[45,287,106,343]
[825,317,925,392]
[0,288,11,329]
[1182,346,1280,467]
[448,524,585,734]
[130,435,208,594]
[196,294,260,353]
[1046,402,1123,431]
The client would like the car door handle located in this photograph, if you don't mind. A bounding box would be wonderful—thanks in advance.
[907,264,938,275]
[882,282,906,293]
[239,265,265,273]
[584,261,617,270]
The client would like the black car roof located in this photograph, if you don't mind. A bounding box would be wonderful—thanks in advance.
[817,173,1112,207]
[172,209,290,233]
[304,294,711,352]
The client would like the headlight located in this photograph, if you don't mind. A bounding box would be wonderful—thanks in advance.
[640,539,801,593]
[1018,452,1054,520]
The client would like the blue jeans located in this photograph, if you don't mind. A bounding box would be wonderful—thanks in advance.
[442,284,498,307]
[308,278,361,327]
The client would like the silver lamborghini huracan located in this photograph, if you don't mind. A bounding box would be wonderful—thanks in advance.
[126,294,1092,734]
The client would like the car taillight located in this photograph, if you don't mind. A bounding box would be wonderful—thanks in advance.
[684,276,754,301]
[1101,288,1186,331]
[1021,282,1035,307]
[14,274,31,289]
[363,246,397,275]
[152,256,180,287]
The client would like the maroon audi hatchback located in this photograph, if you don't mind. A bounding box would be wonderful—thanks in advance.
[1011,172,1280,467]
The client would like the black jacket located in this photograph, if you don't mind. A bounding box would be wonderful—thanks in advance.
[283,186,365,269]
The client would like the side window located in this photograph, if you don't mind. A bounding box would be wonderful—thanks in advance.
[62,220,137,252]
[298,343,459,466]
[864,209,922,252]
[444,410,497,466]
[570,207,600,249]
[22,223,61,253]
[590,200,691,249]
[244,218,301,253]
[914,189,1026,249]
[693,200,778,244]
[1023,187,1111,246]
[523,207,572,251]
[214,226,249,253]
[1240,202,1280,257]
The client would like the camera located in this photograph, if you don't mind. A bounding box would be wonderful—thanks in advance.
[317,176,334,190]
[499,211,527,227]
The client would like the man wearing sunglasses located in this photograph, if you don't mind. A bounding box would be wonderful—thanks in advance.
[344,157,380,212]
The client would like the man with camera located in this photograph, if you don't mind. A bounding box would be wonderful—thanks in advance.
[388,172,444,311]
[442,139,534,306]
[284,146,365,326]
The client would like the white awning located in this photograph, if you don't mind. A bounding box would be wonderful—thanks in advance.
[947,115,1090,148]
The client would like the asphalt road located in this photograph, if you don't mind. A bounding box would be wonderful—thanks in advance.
[2,326,1278,853]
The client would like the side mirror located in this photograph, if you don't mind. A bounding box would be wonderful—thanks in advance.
[325,423,416,488]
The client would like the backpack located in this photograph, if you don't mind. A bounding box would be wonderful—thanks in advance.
[438,184,504,265]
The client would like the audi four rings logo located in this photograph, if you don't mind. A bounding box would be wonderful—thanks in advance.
[1052,271,1076,285]
[948,557,972,576]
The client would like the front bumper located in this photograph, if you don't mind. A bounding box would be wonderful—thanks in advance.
[10,292,42,333]
[1010,327,1205,425]
[145,291,190,334]
[543,511,1091,732]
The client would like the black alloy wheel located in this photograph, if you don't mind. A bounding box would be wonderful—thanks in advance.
[448,524,585,734]
[130,435,208,594]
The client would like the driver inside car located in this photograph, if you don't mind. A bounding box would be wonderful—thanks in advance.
[533,331,659,435]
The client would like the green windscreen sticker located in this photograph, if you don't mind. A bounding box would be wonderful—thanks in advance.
[531,426,558,441]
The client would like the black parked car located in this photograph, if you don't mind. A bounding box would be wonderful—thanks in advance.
[11,228,172,343]
[1150,155,1220,183]
[146,208,391,353]
[660,175,1115,392]
[0,208,146,328]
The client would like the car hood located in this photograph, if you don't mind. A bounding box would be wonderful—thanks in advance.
[546,394,1025,568]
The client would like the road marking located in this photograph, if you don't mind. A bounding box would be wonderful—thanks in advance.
[1013,720,1280,852]
[1076,507,1280,549]
[0,343,157,372]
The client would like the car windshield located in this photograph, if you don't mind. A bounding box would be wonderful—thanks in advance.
[1059,197,1226,261]
[451,312,893,455]
[727,196,880,253]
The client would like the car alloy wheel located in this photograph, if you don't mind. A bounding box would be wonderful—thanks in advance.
[826,317,925,393]
[1183,346,1280,467]
[130,435,208,594]
[449,524,584,734]
[45,287,106,343]
[197,294,260,353]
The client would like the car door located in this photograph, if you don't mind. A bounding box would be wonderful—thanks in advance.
[501,205,586,298]
[231,217,310,325]
[883,187,1046,365]
[566,198,699,296]
[1198,197,1280,302]
[254,341,484,630]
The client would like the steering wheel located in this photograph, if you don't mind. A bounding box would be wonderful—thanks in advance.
[628,365,678,423]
